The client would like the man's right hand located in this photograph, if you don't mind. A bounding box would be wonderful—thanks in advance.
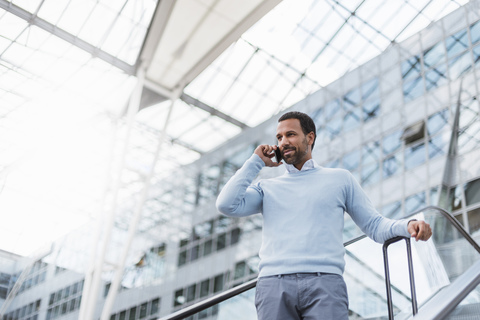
[254,145,283,167]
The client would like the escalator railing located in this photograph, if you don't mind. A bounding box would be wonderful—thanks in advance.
[383,236,418,319]
[159,206,480,320]
[408,259,480,319]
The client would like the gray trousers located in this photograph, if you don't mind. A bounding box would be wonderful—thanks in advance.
[255,273,349,320]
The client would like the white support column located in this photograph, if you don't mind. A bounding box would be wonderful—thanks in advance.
[99,86,181,320]
[78,69,146,320]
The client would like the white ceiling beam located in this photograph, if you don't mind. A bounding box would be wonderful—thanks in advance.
[138,0,176,71]
[0,0,136,75]
[179,0,282,90]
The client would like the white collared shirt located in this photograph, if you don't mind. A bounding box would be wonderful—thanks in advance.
[284,158,319,173]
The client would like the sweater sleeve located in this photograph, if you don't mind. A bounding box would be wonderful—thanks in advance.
[216,154,264,217]
[344,171,411,243]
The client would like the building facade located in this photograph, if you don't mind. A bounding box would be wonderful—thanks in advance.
[2,3,480,320]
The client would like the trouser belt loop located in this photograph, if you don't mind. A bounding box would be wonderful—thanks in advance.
[277,274,282,279]
[317,272,321,276]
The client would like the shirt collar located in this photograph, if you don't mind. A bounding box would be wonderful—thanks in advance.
[285,159,319,173]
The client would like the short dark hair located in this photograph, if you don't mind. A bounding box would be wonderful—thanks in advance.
[278,111,317,150]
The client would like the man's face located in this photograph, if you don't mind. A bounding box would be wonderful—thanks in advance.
[276,118,313,169]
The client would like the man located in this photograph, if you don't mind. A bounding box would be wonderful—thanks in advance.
[216,111,432,320]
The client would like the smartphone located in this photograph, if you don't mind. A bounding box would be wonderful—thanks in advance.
[274,147,282,163]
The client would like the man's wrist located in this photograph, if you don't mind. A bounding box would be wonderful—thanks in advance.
[407,219,417,226]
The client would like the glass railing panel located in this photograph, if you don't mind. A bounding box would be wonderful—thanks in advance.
[422,208,480,280]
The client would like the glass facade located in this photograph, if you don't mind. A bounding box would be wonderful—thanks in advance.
[3,3,480,320]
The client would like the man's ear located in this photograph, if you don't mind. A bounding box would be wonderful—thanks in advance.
[307,131,315,146]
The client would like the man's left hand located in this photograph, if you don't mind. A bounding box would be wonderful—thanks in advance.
[408,220,432,241]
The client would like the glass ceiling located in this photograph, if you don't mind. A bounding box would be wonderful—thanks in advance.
[0,0,469,256]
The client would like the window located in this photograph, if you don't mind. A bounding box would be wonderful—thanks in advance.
[216,233,226,251]
[458,115,480,155]
[179,238,189,248]
[186,284,197,303]
[178,250,187,267]
[427,109,449,135]
[383,130,402,155]
[325,99,341,120]
[446,28,469,59]
[402,55,422,80]
[326,158,340,168]
[471,21,480,45]
[403,76,424,102]
[72,282,78,295]
[190,245,199,261]
[343,88,361,131]
[402,54,423,102]
[68,299,76,312]
[203,239,213,256]
[468,207,480,234]
[430,186,440,205]
[382,201,402,219]
[402,121,425,144]
[247,256,260,274]
[139,302,146,319]
[129,307,136,320]
[383,153,402,178]
[194,221,213,239]
[234,262,246,280]
[405,192,426,214]
[174,289,185,307]
[473,45,480,67]
[449,51,471,79]
[465,178,480,206]
[0,287,8,300]
[230,228,241,245]
[405,143,426,169]
[178,215,242,267]
[361,141,380,185]
[215,216,230,233]
[213,274,224,293]
[362,78,380,122]
[326,117,342,140]
[310,106,323,125]
[61,302,67,314]
[363,99,380,122]
[150,298,160,315]
[425,64,447,91]
[200,279,210,298]
[324,99,342,140]
[428,135,448,159]
[343,149,360,172]
[423,42,445,68]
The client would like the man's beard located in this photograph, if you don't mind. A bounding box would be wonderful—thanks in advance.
[282,139,308,165]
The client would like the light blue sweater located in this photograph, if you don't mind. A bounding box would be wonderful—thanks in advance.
[216,154,411,277]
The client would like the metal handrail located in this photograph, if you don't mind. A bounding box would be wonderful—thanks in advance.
[383,236,418,320]
[161,278,257,320]
[159,205,480,320]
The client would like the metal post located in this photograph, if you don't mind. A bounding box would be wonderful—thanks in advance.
[78,69,145,320]
[383,236,418,319]
[99,86,181,320]
[405,238,418,315]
